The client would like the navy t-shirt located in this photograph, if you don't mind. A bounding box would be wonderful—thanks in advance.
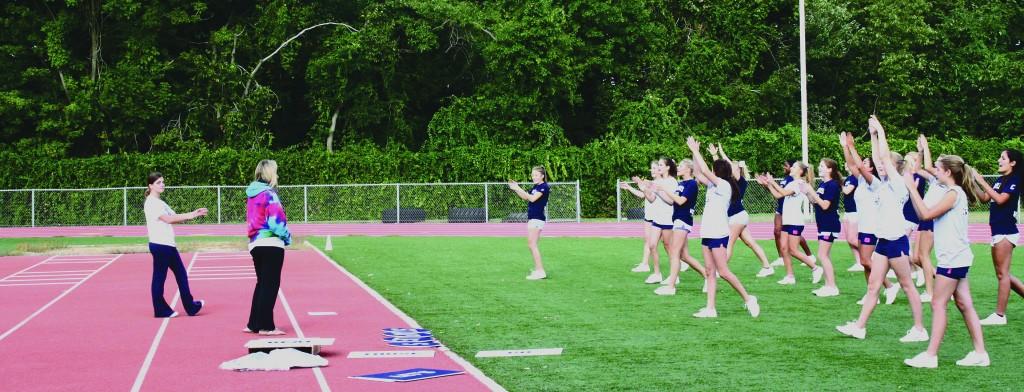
[903,174,927,224]
[527,182,550,221]
[673,179,699,225]
[776,175,793,214]
[815,179,841,232]
[728,176,748,216]
[843,175,858,213]
[990,175,1020,235]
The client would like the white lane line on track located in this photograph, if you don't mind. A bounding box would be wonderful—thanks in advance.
[130,252,199,392]
[279,290,331,392]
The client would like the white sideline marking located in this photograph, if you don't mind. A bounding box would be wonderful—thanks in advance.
[305,241,507,392]
[0,255,58,281]
[279,290,331,392]
[130,252,198,392]
[475,348,563,358]
[307,311,337,316]
[0,282,76,287]
[348,350,435,359]
[17,269,94,274]
[44,261,110,264]
[4,277,85,282]
[0,254,122,342]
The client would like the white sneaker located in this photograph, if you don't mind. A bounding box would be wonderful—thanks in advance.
[693,307,718,318]
[899,327,929,343]
[813,286,840,297]
[756,267,775,278]
[808,256,817,268]
[811,266,824,284]
[654,285,676,296]
[660,276,681,285]
[979,313,1007,326]
[914,268,925,287]
[526,270,547,280]
[777,275,796,285]
[886,269,896,279]
[955,351,991,367]
[631,263,650,273]
[644,273,663,284]
[836,322,866,339]
[856,295,879,305]
[770,257,784,267]
[680,263,690,272]
[847,263,865,272]
[885,284,900,305]
[745,296,760,317]
[919,292,932,303]
[904,351,938,368]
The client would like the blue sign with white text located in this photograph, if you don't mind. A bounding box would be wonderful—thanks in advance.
[351,368,464,382]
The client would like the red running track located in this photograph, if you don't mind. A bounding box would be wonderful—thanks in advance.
[0,222,1020,243]
[0,250,500,391]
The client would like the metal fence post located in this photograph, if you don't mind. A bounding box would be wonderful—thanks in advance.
[303,186,309,223]
[31,189,35,227]
[216,186,222,224]
[484,183,490,223]
[575,180,582,223]
[616,179,622,222]
[395,184,401,223]
[123,188,128,226]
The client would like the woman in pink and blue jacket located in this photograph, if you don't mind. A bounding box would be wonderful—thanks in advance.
[244,159,292,336]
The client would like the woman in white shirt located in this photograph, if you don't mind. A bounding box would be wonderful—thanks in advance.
[631,158,678,284]
[902,150,989,368]
[758,162,823,286]
[623,162,661,275]
[837,116,927,343]
[687,137,759,319]
[144,172,207,318]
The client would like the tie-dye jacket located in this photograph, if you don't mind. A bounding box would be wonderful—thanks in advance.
[245,181,292,246]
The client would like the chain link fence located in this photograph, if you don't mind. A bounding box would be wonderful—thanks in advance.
[615,175,1019,222]
[0,182,581,227]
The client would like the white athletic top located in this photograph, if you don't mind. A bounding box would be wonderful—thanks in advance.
[642,197,654,221]
[144,197,176,247]
[700,178,731,239]
[782,179,807,226]
[854,175,880,234]
[871,176,910,240]
[930,182,972,268]
[649,178,677,225]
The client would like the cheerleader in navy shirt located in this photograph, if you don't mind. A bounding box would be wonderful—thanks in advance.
[687,137,759,318]
[801,158,842,296]
[842,170,864,272]
[973,148,1024,325]
[902,151,934,299]
[652,159,708,295]
[509,166,550,280]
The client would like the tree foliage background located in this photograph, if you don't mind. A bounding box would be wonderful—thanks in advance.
[1,0,1021,158]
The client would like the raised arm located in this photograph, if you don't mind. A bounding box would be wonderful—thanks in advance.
[717,144,742,179]
[631,176,659,202]
[159,208,208,224]
[508,181,543,202]
[842,132,872,183]
[971,170,1012,205]
[918,134,937,178]
[688,137,717,186]
[758,174,786,199]
[803,182,831,209]
[904,171,956,220]
[619,181,646,199]
[870,115,903,188]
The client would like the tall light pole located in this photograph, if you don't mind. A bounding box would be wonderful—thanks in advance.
[799,0,809,163]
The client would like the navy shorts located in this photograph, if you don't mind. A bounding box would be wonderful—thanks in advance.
[651,221,672,230]
[781,225,804,236]
[875,236,910,259]
[918,220,934,232]
[702,237,729,249]
[858,232,877,246]
[818,232,837,243]
[936,266,969,280]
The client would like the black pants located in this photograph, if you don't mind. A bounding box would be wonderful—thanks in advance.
[247,246,284,331]
[149,243,200,317]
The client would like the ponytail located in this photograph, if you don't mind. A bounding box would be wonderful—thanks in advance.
[962,164,984,205]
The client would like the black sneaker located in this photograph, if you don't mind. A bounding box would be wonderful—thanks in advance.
[187,300,205,316]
